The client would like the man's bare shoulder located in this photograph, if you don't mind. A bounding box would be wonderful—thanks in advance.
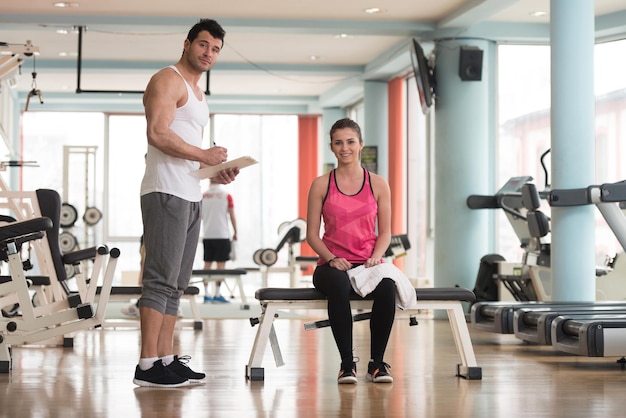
[144,67,184,101]
[146,67,179,88]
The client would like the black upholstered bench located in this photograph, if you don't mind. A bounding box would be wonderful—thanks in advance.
[245,286,482,381]
[190,269,249,309]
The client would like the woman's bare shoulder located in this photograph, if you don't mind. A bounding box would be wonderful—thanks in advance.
[309,173,331,193]
[369,171,390,193]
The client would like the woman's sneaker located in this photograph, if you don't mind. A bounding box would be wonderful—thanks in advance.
[337,362,358,384]
[133,360,189,387]
[165,355,206,383]
[366,361,393,383]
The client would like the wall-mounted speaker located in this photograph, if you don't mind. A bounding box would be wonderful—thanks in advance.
[459,46,483,81]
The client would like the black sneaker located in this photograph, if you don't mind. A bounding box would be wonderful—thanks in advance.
[133,359,189,387]
[165,355,206,383]
[366,361,393,383]
[337,362,358,384]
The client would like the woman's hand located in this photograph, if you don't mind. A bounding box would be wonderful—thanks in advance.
[364,257,382,268]
[330,257,352,271]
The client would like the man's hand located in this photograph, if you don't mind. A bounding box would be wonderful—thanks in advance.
[212,167,239,184]
[203,146,228,166]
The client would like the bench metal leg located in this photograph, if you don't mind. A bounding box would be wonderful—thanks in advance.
[246,303,284,381]
[447,303,482,380]
[184,295,203,330]
[236,277,249,309]
[0,342,10,373]
[304,312,372,330]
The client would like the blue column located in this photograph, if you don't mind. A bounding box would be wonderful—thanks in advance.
[550,0,596,301]
[363,81,388,177]
[433,38,496,289]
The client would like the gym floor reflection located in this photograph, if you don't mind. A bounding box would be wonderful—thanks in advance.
[1,316,626,417]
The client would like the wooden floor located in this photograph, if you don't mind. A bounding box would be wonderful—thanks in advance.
[1,312,626,418]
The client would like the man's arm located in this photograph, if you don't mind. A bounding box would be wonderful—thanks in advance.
[143,69,226,166]
[228,205,237,241]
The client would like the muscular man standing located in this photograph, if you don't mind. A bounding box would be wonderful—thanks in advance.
[134,19,238,387]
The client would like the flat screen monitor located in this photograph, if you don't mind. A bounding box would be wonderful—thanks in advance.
[410,38,436,114]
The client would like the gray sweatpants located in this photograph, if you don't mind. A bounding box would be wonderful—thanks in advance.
[139,192,201,316]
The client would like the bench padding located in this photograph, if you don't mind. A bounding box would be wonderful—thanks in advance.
[96,285,199,295]
[255,287,475,302]
[192,269,248,276]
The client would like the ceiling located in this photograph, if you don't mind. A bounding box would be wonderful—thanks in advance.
[2,0,626,113]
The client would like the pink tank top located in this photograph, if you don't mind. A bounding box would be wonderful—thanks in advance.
[319,168,378,265]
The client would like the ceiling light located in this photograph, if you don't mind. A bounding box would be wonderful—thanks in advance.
[53,2,80,8]
[529,11,547,17]
[56,29,69,35]
[364,8,383,14]
[334,34,352,39]
[309,55,320,61]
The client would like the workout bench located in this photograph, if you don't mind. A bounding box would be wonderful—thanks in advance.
[100,269,249,330]
[245,287,482,381]
[98,285,203,330]
[190,268,250,309]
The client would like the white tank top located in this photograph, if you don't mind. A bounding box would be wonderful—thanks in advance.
[201,184,233,239]
[140,65,209,202]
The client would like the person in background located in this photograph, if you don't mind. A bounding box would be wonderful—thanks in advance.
[201,179,238,303]
[134,18,238,388]
[306,117,395,384]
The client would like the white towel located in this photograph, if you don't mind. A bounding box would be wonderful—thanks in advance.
[347,263,418,309]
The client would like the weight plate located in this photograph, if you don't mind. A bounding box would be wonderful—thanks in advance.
[83,206,103,226]
[253,249,264,266]
[260,248,278,266]
[60,203,78,228]
[59,231,78,253]
[64,264,76,279]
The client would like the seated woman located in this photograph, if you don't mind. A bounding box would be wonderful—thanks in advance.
[306,117,395,384]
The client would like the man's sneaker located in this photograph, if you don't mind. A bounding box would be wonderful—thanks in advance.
[212,295,230,303]
[337,362,358,384]
[133,359,189,388]
[121,303,140,318]
[165,355,206,383]
[203,296,213,304]
[366,361,393,383]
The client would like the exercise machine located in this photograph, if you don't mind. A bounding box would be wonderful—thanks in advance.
[252,218,316,288]
[0,189,120,373]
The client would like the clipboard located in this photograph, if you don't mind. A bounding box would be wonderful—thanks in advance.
[190,156,258,179]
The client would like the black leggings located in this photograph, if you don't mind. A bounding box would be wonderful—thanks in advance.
[313,263,396,365]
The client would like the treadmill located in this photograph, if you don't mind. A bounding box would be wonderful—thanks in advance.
[470,176,626,339]
[551,315,626,357]
[472,301,584,334]
[468,176,563,334]
[514,305,626,344]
